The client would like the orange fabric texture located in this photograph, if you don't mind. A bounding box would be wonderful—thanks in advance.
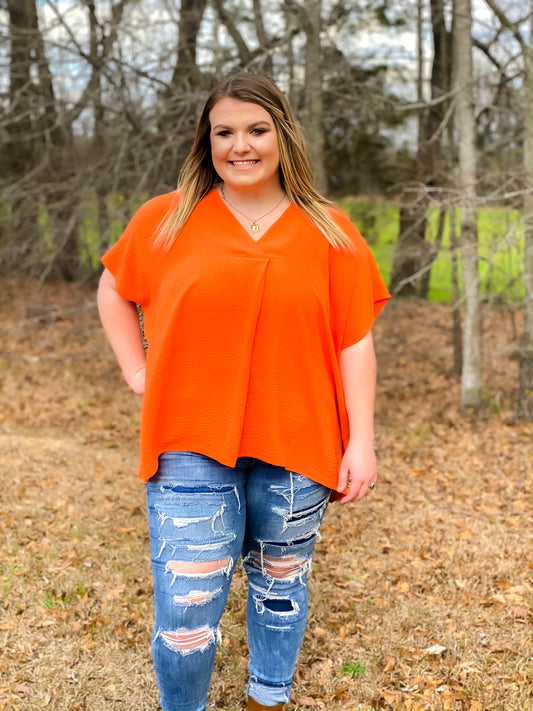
[102,188,390,489]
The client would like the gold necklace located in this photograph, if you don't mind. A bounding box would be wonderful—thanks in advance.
[221,184,286,233]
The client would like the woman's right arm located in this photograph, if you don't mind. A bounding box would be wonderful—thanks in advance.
[97,268,146,395]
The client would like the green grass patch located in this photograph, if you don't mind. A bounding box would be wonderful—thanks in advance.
[339,197,398,288]
[338,198,525,304]
[340,660,366,678]
[77,191,148,273]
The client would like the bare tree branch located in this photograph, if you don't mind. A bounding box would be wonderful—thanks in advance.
[481,0,528,51]
[211,0,254,65]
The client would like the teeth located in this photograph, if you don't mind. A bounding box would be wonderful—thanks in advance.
[232,160,257,166]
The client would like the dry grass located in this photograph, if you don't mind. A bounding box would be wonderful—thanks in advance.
[0,280,532,711]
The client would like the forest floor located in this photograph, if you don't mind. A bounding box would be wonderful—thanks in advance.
[0,278,532,711]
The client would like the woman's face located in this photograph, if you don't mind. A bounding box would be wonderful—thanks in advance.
[209,97,281,193]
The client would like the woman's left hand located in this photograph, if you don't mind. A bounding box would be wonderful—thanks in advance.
[336,440,377,504]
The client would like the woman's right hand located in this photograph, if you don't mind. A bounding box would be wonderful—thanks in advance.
[97,269,147,397]
[126,366,146,396]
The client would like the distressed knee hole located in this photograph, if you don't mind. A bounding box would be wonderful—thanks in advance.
[253,594,300,616]
[264,598,295,612]
[159,625,216,654]
[173,588,222,605]
[248,552,309,579]
[167,557,232,578]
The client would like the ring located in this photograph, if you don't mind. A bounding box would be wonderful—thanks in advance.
[368,482,375,490]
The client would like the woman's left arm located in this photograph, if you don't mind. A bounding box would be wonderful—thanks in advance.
[336,329,377,504]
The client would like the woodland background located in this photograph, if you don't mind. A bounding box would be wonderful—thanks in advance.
[1,1,532,710]
[1,0,533,413]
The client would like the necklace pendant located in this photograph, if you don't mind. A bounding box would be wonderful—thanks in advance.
[251,222,260,233]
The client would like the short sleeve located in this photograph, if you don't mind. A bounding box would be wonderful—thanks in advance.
[329,209,390,353]
[101,192,177,306]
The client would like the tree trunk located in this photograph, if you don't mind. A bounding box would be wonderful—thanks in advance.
[50,1,128,279]
[450,206,463,376]
[4,0,47,272]
[302,0,326,192]
[6,0,42,170]
[283,1,297,106]
[389,188,429,296]
[390,0,451,297]
[518,1,533,419]
[454,0,482,409]
[416,0,423,111]
[419,202,446,297]
[212,0,253,66]
[158,0,208,183]
[84,0,109,257]
[253,0,273,75]
[389,0,426,297]
[171,0,209,89]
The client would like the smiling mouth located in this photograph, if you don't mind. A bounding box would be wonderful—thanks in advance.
[230,160,259,167]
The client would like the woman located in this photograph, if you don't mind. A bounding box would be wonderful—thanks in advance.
[97,72,389,711]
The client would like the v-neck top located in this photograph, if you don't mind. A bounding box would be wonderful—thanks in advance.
[102,188,390,489]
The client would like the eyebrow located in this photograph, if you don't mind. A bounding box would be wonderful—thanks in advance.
[211,120,272,131]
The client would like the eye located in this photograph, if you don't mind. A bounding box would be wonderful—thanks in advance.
[216,129,232,137]
[251,128,266,136]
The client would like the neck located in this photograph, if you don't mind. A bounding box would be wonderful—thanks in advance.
[219,182,288,235]
[220,182,285,208]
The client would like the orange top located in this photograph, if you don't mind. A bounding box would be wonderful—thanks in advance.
[102,188,390,489]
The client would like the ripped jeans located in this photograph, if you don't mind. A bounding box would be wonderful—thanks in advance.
[145,452,330,711]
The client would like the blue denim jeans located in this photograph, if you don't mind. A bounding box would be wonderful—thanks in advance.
[145,452,331,711]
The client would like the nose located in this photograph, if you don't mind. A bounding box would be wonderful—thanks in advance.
[233,132,250,153]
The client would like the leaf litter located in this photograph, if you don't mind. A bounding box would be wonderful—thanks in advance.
[0,279,531,711]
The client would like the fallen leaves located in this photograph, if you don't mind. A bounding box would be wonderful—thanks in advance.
[1,283,532,710]
[295,695,326,708]
[378,676,485,711]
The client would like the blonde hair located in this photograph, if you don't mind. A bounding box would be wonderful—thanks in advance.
[155,72,352,250]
